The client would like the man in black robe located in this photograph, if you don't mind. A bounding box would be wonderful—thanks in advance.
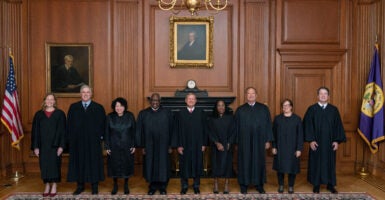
[173,93,207,195]
[136,93,173,195]
[67,85,106,195]
[234,87,273,194]
[303,86,346,194]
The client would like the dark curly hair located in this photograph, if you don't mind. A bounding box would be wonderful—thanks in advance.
[111,97,128,112]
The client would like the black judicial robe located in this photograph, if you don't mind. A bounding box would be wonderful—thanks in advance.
[303,103,346,186]
[136,106,172,182]
[105,112,136,178]
[272,113,303,174]
[66,101,106,183]
[173,108,208,178]
[207,114,235,178]
[234,102,273,186]
[31,109,66,182]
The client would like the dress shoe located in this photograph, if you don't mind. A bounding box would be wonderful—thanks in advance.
[194,187,200,194]
[313,185,320,193]
[148,189,156,195]
[288,186,294,194]
[73,187,84,195]
[49,193,57,197]
[256,186,265,194]
[327,185,338,194]
[92,189,98,195]
[180,188,188,195]
[42,193,50,197]
[278,185,284,193]
[240,186,247,194]
[111,184,118,195]
[159,189,167,195]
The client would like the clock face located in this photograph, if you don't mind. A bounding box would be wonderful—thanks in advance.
[187,80,196,89]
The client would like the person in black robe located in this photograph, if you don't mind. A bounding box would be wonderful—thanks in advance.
[207,100,235,194]
[67,85,106,195]
[303,86,346,194]
[31,93,66,197]
[136,93,173,195]
[105,97,136,195]
[234,87,273,194]
[272,99,303,194]
[173,93,207,195]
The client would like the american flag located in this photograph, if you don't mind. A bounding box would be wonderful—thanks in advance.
[1,53,24,150]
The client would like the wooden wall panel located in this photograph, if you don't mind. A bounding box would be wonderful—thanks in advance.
[243,0,271,105]
[277,0,346,49]
[143,2,237,98]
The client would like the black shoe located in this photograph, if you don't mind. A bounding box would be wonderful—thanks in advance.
[91,184,98,195]
[148,189,156,195]
[278,185,284,193]
[313,185,320,193]
[124,183,130,194]
[258,187,265,194]
[111,184,118,195]
[194,187,200,194]
[223,190,229,194]
[73,187,84,195]
[180,188,188,195]
[240,185,247,194]
[327,185,338,194]
[288,186,294,194]
[160,189,167,195]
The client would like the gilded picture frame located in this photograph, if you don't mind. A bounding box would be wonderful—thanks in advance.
[169,16,214,68]
[46,43,93,97]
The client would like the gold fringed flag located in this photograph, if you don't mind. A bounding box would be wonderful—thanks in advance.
[1,52,24,150]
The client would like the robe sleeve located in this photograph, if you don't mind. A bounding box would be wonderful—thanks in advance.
[333,108,346,143]
[227,116,237,145]
[129,113,136,148]
[296,116,304,151]
[272,116,279,148]
[201,110,209,146]
[207,118,219,144]
[30,112,41,150]
[263,106,274,142]
[303,106,316,142]
[135,111,144,148]
[52,110,66,148]
[104,115,111,150]
[171,112,181,148]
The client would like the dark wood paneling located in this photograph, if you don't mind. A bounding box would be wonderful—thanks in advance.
[277,0,347,49]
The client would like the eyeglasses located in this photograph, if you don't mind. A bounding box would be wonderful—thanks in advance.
[282,104,291,107]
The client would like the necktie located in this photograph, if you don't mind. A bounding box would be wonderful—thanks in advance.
[189,108,193,113]
[84,103,88,110]
[322,105,326,109]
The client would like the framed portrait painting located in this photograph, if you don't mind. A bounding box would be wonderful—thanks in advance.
[46,43,92,97]
[169,16,214,68]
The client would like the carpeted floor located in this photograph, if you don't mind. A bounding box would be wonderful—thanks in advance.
[5,192,375,200]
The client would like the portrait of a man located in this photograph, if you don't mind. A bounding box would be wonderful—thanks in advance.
[169,16,213,68]
[177,27,206,60]
[47,44,92,95]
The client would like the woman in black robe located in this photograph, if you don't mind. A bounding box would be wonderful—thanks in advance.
[31,93,66,197]
[104,97,136,195]
[272,99,303,194]
[207,100,235,194]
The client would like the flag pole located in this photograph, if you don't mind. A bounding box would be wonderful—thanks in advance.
[359,139,369,176]
[6,47,25,181]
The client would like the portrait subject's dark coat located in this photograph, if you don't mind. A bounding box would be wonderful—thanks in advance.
[173,108,208,178]
[136,107,173,182]
[52,65,83,92]
[303,103,346,186]
[66,101,106,183]
[235,103,273,186]
[105,112,136,178]
[31,109,66,182]
[207,114,235,178]
[272,113,303,174]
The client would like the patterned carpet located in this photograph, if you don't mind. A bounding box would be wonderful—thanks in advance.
[5,192,375,200]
